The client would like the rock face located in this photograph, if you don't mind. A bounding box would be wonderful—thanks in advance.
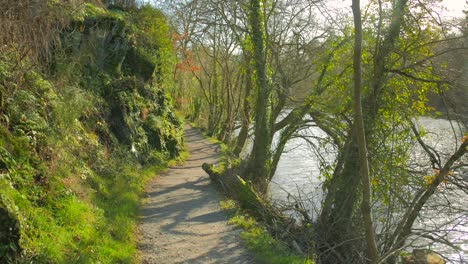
[67,9,183,160]
[401,249,446,264]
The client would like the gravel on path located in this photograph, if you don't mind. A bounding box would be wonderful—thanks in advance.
[137,125,254,264]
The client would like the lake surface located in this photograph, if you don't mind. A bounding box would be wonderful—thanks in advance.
[266,116,467,263]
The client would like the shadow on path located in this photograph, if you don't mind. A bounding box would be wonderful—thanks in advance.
[137,125,254,264]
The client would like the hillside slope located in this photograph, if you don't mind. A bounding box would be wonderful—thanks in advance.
[0,2,183,262]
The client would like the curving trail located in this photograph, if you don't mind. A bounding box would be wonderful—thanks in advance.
[138,125,254,264]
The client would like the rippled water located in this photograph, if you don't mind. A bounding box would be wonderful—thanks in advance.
[266,116,467,262]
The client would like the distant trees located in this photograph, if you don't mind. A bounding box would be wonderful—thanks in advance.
[166,0,327,193]
[166,0,467,262]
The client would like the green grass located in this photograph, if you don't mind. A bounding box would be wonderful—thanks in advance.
[0,147,173,263]
[220,200,313,264]
[167,149,189,167]
[1,2,185,263]
[87,162,169,264]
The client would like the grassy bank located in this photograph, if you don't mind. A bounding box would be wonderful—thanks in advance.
[220,199,311,264]
[1,2,184,262]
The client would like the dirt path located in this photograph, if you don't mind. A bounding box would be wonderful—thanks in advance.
[138,125,254,264]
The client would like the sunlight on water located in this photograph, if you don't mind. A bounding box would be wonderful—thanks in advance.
[267,116,467,262]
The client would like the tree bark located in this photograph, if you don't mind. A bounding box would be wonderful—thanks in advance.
[352,0,379,262]
[245,0,272,193]
[233,56,253,157]
[317,1,408,262]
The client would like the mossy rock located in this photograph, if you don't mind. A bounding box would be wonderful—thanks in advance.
[78,14,129,76]
[107,100,134,146]
[105,76,138,95]
[122,47,156,82]
[142,114,179,157]
[102,77,139,146]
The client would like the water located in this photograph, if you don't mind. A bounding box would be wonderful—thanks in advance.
[266,116,467,262]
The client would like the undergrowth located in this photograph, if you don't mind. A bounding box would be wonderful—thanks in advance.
[220,200,312,264]
[1,2,184,263]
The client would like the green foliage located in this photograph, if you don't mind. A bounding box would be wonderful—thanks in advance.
[130,4,176,91]
[220,199,312,264]
[0,2,184,263]
[313,12,444,199]
[81,3,107,19]
[122,47,156,81]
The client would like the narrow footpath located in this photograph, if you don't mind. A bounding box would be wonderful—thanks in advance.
[138,125,254,264]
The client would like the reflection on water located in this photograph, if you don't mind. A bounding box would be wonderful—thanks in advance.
[266,116,467,263]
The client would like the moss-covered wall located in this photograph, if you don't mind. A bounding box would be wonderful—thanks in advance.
[49,2,183,159]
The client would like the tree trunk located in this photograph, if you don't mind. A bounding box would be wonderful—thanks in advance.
[245,0,272,193]
[269,123,297,179]
[234,59,253,157]
[316,133,362,263]
[352,0,379,262]
[317,1,408,262]
[382,140,467,263]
